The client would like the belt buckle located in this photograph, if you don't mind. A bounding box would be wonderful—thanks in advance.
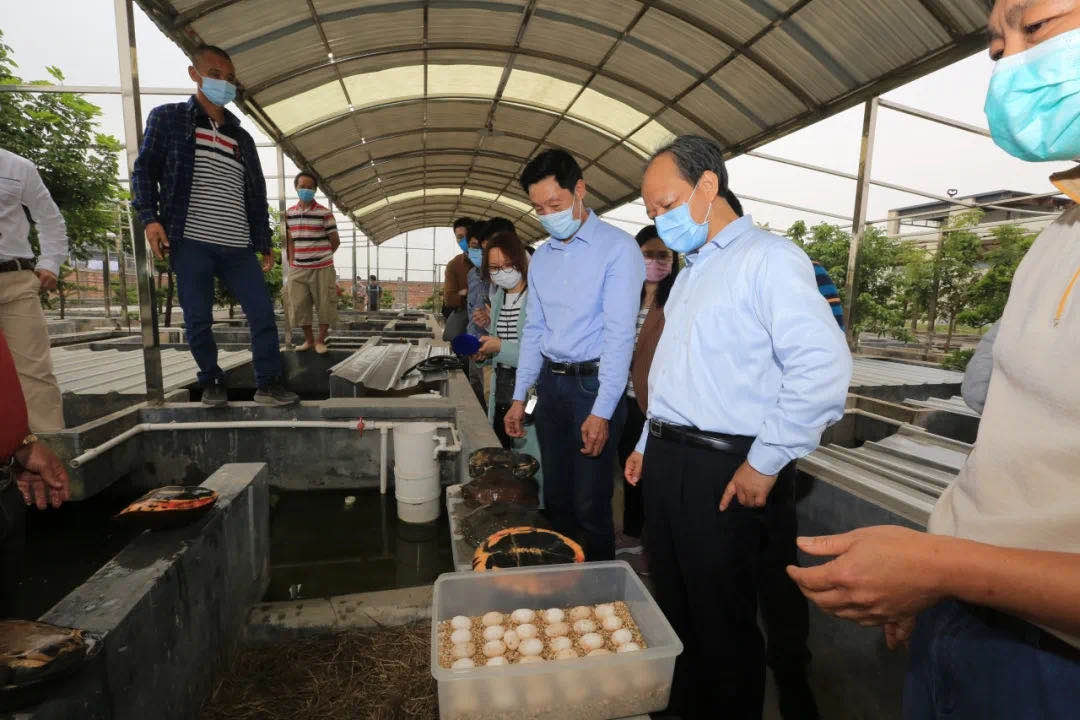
[550,363,567,376]
[649,419,662,438]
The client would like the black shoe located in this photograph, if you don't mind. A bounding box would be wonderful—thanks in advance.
[254,378,299,406]
[201,378,228,407]
[776,674,820,720]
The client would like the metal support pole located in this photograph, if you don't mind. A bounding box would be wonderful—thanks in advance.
[844,98,879,349]
[277,145,292,348]
[116,212,131,331]
[365,237,372,311]
[352,227,358,309]
[114,0,163,402]
[103,245,112,318]
[404,231,409,310]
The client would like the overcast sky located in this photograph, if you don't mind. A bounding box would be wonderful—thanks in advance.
[3,2,1072,281]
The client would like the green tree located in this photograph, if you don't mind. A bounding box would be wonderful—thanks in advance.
[0,30,122,291]
[959,223,1036,329]
[934,213,983,351]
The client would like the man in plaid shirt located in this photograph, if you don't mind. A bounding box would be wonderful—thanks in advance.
[131,44,297,407]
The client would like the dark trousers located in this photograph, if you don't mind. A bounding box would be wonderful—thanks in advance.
[171,240,282,388]
[534,367,626,561]
[905,599,1080,719]
[616,394,646,537]
[642,433,770,719]
[493,402,513,449]
[0,483,26,617]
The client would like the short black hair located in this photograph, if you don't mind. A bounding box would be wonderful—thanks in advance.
[519,148,583,194]
[193,44,232,67]
[452,216,475,232]
[652,135,730,196]
[469,220,490,242]
[482,216,514,240]
[725,190,744,217]
[294,170,317,188]
[369,274,377,281]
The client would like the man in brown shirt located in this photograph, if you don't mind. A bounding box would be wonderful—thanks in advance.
[443,217,474,311]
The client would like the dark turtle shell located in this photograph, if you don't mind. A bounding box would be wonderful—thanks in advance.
[115,485,218,530]
[0,620,90,688]
[460,468,539,507]
[458,503,551,548]
[467,447,540,480]
[472,527,585,571]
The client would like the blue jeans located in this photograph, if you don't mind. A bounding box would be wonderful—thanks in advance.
[533,365,626,561]
[904,599,1080,719]
[171,240,282,387]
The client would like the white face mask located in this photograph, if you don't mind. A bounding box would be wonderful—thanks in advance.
[490,268,523,290]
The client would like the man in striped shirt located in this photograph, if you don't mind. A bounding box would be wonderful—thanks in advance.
[812,261,845,330]
[286,172,340,353]
[132,45,297,407]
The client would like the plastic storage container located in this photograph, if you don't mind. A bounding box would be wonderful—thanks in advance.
[431,561,682,720]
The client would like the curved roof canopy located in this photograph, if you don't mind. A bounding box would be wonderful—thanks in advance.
[138,0,989,244]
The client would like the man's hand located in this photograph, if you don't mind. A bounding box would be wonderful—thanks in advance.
[719,461,777,510]
[504,400,526,438]
[145,221,170,260]
[261,253,274,273]
[13,441,70,507]
[624,451,643,487]
[472,305,491,330]
[458,288,468,297]
[35,269,58,291]
[580,414,609,457]
[15,471,64,510]
[786,526,946,627]
[477,335,501,356]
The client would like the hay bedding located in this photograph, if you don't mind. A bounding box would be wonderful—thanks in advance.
[201,622,437,720]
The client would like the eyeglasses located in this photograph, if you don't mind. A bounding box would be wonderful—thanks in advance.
[488,261,517,273]
[642,250,673,261]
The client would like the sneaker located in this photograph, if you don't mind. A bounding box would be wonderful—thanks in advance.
[201,378,228,407]
[615,530,644,556]
[254,378,299,406]
[295,341,312,352]
[314,341,328,354]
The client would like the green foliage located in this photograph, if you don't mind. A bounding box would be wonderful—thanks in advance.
[420,292,437,311]
[0,30,122,270]
[336,285,354,310]
[958,223,1037,329]
[942,348,975,371]
[380,288,393,309]
[111,280,138,308]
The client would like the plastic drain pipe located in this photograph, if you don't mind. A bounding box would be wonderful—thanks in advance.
[68,420,460,496]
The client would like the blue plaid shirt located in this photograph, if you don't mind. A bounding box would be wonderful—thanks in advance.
[131,96,271,254]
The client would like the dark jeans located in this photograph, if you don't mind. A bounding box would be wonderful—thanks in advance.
[171,240,282,387]
[616,394,646,538]
[533,366,626,561]
[492,365,517,449]
[493,402,513,449]
[642,433,769,720]
[0,482,26,617]
[905,599,1080,719]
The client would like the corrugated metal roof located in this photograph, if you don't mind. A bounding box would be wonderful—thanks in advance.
[137,0,989,244]
[850,357,963,388]
[52,347,251,395]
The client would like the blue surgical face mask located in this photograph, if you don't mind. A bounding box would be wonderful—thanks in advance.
[457,237,469,253]
[199,74,237,107]
[655,184,713,254]
[984,28,1080,162]
[296,188,315,204]
[538,193,583,240]
[468,247,483,266]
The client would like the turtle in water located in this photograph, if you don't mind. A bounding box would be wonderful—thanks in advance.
[472,527,585,571]
[467,447,540,481]
[460,467,539,507]
[458,503,551,548]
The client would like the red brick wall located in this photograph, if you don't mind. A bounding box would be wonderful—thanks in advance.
[338,279,439,308]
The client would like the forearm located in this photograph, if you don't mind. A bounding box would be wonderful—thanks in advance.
[633,420,649,455]
[513,331,542,401]
[933,536,1080,636]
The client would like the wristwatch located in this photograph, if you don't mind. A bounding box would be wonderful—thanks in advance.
[19,433,38,450]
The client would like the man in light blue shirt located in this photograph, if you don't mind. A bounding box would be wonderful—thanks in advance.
[624,136,850,719]
[504,149,644,562]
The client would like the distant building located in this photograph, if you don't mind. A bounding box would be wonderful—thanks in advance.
[887,190,1073,251]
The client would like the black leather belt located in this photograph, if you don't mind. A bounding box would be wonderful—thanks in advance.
[967,603,1080,663]
[544,357,599,377]
[649,419,754,456]
[0,258,34,273]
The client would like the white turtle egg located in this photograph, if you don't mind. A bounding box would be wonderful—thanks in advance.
[516,622,538,639]
[483,640,507,658]
[594,603,616,619]
[572,619,597,635]
[544,621,569,638]
[569,606,592,621]
[451,657,475,669]
[483,625,506,641]
[482,611,505,627]
[578,632,604,652]
[611,628,633,646]
[602,615,623,631]
[452,642,475,659]
[485,656,508,666]
[518,655,545,664]
[550,635,572,652]
[588,648,612,656]
[519,637,544,656]
[511,608,536,624]
[543,608,565,624]
[554,647,579,660]
[450,628,472,645]
[617,642,642,653]
[450,615,471,630]
[502,629,520,650]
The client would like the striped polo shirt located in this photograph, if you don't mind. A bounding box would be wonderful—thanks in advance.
[183,117,250,248]
[812,261,845,330]
[287,200,337,269]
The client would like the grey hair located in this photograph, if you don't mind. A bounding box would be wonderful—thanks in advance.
[651,135,730,193]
